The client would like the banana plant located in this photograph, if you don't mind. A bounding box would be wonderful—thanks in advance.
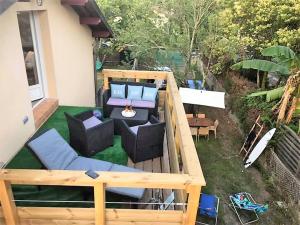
[231,59,289,89]
[247,86,285,102]
[261,45,299,71]
[231,45,297,89]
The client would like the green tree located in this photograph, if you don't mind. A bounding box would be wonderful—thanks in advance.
[164,0,215,75]
[97,0,167,65]
[201,0,300,75]
[97,0,215,77]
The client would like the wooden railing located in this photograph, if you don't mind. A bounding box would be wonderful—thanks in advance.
[0,69,205,225]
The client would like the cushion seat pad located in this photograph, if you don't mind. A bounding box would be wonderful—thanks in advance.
[28,129,78,170]
[132,100,155,108]
[107,98,131,106]
[66,156,113,171]
[83,116,102,129]
[108,164,145,199]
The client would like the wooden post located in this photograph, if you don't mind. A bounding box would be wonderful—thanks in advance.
[0,180,20,225]
[184,185,201,225]
[94,182,105,225]
[103,73,109,90]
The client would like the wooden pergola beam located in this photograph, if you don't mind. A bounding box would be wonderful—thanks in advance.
[80,17,101,25]
[92,31,111,38]
[61,0,88,6]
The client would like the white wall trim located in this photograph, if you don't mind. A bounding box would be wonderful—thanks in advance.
[31,11,49,98]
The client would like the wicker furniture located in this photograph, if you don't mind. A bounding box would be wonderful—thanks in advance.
[190,127,199,142]
[198,127,210,140]
[110,108,149,135]
[120,115,165,163]
[103,81,159,118]
[65,110,114,157]
[209,120,219,139]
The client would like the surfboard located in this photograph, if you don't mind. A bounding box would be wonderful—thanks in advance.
[244,128,276,168]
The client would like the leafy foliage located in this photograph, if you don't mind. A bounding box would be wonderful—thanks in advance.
[97,0,168,62]
[261,46,296,60]
[261,46,300,71]
[201,0,300,75]
[231,59,289,75]
[247,87,285,102]
[97,0,215,75]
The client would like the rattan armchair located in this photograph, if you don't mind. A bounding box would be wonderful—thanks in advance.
[120,116,165,163]
[65,111,114,157]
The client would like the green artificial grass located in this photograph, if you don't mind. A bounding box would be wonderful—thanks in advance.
[6,106,128,207]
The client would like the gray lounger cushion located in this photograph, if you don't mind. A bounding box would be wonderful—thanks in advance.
[28,129,78,170]
[66,156,113,171]
[108,164,145,199]
[28,128,145,199]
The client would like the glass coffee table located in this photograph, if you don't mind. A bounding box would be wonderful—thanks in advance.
[110,107,149,135]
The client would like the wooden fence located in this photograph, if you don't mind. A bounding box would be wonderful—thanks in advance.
[0,69,205,225]
[276,125,300,178]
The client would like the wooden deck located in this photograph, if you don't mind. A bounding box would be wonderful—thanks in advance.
[126,110,174,209]
[0,70,205,225]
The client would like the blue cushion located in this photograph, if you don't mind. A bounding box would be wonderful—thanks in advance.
[66,156,113,171]
[28,129,78,170]
[142,87,158,102]
[111,84,126,99]
[199,193,218,218]
[83,116,102,129]
[127,85,143,100]
[93,110,103,120]
[108,164,145,199]
[187,80,196,89]
[196,80,202,89]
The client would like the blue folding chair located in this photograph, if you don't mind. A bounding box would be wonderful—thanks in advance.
[196,193,219,225]
[195,80,203,90]
[187,79,196,89]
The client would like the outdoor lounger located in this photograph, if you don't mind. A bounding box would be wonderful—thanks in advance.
[229,192,268,225]
[26,128,145,199]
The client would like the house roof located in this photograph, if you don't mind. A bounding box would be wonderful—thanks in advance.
[62,0,113,38]
[0,0,113,38]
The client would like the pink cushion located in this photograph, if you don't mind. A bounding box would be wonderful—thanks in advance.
[132,100,155,108]
[107,98,131,106]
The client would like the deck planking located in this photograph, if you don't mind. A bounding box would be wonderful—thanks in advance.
[126,109,174,209]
